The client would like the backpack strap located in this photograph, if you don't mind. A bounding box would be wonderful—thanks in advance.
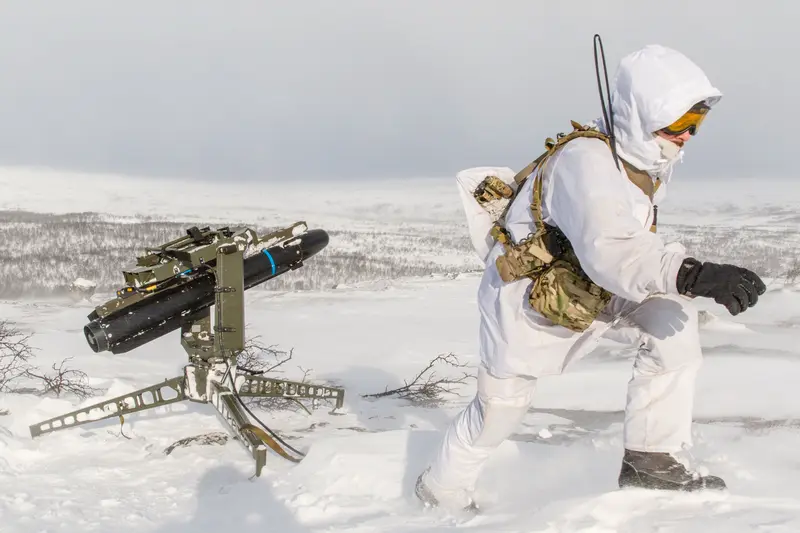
[620,158,661,233]
[529,121,613,235]
[621,159,658,200]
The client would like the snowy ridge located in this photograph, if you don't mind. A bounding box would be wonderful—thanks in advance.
[3,169,800,299]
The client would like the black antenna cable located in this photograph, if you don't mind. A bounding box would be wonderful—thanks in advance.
[593,34,620,170]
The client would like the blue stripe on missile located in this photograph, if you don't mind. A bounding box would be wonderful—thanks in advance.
[262,249,276,275]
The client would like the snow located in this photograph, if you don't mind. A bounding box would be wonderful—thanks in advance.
[70,278,96,289]
[2,169,800,531]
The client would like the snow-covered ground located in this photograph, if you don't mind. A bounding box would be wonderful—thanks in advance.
[2,168,800,532]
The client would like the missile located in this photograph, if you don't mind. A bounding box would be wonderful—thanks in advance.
[83,227,328,354]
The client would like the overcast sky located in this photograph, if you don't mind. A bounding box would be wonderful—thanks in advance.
[0,1,795,181]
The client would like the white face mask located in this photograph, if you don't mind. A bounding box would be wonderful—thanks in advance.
[654,135,682,162]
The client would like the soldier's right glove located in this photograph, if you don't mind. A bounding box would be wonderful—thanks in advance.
[676,258,766,315]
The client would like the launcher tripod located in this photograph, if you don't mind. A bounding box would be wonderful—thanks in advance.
[28,223,345,476]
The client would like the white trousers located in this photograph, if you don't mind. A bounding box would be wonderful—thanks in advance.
[425,293,703,497]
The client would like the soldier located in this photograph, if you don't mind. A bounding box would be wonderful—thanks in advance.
[415,41,766,513]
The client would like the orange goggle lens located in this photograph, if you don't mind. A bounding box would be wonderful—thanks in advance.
[662,104,710,136]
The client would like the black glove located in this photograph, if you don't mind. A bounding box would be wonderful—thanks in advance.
[676,258,766,315]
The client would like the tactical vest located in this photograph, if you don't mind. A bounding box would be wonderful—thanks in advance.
[472,121,661,332]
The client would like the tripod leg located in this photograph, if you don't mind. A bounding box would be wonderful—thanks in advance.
[208,380,267,477]
[29,376,186,438]
[237,374,345,409]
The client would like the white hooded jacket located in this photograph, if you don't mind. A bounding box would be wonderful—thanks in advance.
[457,45,722,379]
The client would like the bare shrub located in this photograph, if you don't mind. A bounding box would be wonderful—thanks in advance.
[0,211,478,298]
[237,335,294,375]
[235,336,316,413]
[784,256,800,285]
[362,352,475,406]
[6,208,800,298]
[662,224,795,279]
[0,320,100,401]
[0,320,35,392]
[24,357,101,399]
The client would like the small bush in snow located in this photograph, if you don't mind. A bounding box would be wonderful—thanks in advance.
[363,352,474,406]
[0,319,100,400]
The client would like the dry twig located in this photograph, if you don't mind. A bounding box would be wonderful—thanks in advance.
[1,320,100,400]
[0,320,35,392]
[237,335,294,374]
[784,256,800,285]
[362,352,474,406]
[236,336,315,413]
[24,357,101,399]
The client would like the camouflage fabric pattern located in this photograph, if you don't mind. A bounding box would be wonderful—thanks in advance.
[528,260,612,332]
[473,176,514,206]
[494,234,554,283]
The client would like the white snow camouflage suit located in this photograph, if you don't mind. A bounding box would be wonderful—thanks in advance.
[419,44,723,508]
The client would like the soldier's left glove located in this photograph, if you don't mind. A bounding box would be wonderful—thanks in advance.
[676,258,766,315]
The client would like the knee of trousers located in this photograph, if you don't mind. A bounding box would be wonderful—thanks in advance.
[452,395,532,449]
[634,295,704,373]
[637,333,703,375]
[450,368,537,449]
[476,366,537,405]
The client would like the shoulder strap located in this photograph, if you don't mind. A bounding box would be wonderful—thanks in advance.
[529,121,613,234]
[511,121,608,186]
[619,156,661,234]
[620,158,661,201]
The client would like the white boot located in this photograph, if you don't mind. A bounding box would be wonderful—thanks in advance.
[415,467,479,513]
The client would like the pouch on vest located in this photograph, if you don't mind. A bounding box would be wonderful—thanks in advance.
[493,230,553,283]
[528,259,612,332]
[494,226,612,332]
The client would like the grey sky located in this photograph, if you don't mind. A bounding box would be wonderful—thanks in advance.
[0,1,795,181]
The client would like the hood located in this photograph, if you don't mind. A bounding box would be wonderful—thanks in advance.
[605,44,722,180]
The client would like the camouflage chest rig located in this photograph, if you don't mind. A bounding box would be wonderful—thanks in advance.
[473,121,661,332]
